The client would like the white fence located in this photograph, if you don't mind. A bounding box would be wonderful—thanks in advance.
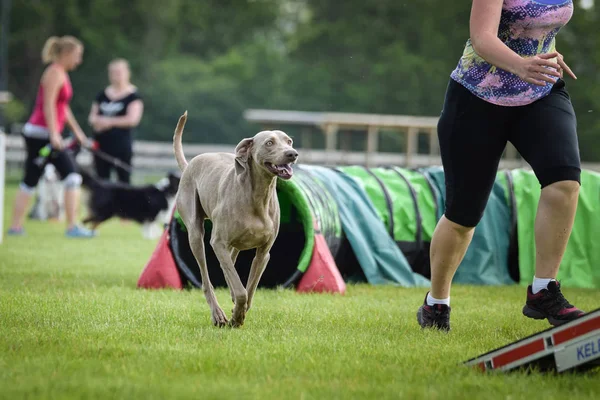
[3,134,234,175]
[4,133,600,177]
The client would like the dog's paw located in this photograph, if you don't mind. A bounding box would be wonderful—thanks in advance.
[228,317,244,328]
[211,307,229,328]
[232,302,250,315]
[229,307,246,328]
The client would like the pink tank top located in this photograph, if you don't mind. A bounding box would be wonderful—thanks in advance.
[28,65,73,133]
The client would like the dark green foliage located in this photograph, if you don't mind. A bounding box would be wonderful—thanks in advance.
[4,1,599,159]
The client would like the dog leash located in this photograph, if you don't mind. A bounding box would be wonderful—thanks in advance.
[33,137,133,174]
[86,143,134,174]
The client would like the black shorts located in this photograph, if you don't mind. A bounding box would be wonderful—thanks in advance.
[438,78,581,228]
[22,136,79,189]
[93,137,132,184]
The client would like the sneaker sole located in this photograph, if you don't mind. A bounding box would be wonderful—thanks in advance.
[522,305,546,320]
[522,305,578,327]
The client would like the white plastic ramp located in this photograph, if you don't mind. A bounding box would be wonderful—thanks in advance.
[464,308,600,373]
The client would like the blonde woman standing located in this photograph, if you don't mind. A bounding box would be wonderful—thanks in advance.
[88,58,143,184]
[8,35,94,238]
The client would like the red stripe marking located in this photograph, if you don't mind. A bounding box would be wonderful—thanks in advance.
[553,315,600,346]
[492,339,545,369]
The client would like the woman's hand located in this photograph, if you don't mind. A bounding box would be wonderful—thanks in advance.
[513,52,562,86]
[556,51,577,80]
[74,129,90,148]
[50,134,63,151]
[92,117,113,132]
[88,102,100,130]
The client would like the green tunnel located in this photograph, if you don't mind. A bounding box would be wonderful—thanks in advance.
[170,165,600,290]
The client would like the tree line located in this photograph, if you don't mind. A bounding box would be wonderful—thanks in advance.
[3,0,599,160]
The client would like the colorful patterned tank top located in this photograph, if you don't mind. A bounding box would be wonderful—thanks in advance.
[450,0,574,107]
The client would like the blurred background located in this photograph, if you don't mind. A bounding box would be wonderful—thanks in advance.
[0,0,598,164]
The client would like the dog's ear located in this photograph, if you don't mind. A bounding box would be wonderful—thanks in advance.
[234,137,254,175]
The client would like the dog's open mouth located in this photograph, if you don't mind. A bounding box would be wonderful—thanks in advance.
[265,162,294,180]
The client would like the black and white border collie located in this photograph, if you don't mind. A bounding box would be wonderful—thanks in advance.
[79,169,180,239]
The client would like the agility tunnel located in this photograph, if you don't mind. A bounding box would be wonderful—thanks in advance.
[138,165,600,293]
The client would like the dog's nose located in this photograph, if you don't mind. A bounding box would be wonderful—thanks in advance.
[285,150,299,161]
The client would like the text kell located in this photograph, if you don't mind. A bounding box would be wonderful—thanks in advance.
[576,338,600,361]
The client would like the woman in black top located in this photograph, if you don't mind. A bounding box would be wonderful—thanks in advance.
[88,58,143,184]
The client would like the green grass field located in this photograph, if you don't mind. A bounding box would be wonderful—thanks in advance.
[1,184,599,399]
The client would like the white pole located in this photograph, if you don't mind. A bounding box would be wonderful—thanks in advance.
[0,131,5,244]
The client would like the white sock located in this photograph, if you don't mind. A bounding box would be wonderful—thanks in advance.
[532,277,555,294]
[426,292,450,306]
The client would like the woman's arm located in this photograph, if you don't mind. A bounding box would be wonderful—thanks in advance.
[104,99,144,129]
[470,0,561,86]
[65,106,89,145]
[88,101,99,126]
[42,67,64,149]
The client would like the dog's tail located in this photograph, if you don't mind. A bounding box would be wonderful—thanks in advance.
[173,111,188,172]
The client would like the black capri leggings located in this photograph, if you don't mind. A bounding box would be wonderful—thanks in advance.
[22,136,79,190]
[438,78,581,228]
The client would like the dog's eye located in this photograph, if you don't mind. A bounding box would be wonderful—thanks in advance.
[266,140,273,146]
[287,139,293,145]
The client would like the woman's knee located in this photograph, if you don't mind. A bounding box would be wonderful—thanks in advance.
[442,214,478,235]
[542,179,580,201]
[19,182,37,194]
[63,172,82,189]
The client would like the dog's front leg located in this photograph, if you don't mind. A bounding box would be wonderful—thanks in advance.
[211,239,247,328]
[245,244,272,313]
[188,228,228,327]
[218,248,240,305]
[223,248,240,304]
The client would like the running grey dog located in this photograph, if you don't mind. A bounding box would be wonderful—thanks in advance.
[173,111,298,327]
